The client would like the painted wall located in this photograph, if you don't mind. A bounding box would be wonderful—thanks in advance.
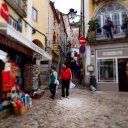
[47,4,60,49]
[32,0,49,48]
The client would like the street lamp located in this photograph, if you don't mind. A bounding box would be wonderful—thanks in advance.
[68,8,77,20]
[68,8,85,37]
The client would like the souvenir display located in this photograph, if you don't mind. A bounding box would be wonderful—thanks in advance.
[11,88,32,115]
[24,64,40,93]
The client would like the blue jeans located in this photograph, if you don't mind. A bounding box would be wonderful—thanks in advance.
[106,30,113,39]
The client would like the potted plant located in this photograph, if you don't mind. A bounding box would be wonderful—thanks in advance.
[87,18,100,40]
[122,17,128,37]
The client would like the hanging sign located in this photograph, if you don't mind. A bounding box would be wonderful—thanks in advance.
[0,3,9,22]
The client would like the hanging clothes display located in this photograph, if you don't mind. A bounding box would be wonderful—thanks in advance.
[2,63,19,92]
[23,64,32,93]
[23,64,40,93]
[32,65,39,91]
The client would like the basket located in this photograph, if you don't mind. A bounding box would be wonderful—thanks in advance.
[13,104,30,115]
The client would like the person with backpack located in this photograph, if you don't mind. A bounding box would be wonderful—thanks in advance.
[60,63,72,99]
[49,66,57,99]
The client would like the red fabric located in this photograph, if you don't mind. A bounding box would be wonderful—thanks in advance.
[2,71,15,92]
[2,71,10,83]
[60,68,72,80]
[113,29,118,34]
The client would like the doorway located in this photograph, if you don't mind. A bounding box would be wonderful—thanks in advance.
[118,58,128,92]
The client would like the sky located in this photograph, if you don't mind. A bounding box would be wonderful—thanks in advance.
[51,0,81,22]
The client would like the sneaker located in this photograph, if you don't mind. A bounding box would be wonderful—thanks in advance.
[66,96,69,99]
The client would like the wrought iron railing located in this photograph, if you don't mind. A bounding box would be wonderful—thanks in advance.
[14,0,27,10]
[87,25,128,41]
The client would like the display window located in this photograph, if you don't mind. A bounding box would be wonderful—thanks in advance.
[97,59,117,82]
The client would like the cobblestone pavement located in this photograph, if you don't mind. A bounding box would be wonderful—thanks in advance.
[0,87,128,128]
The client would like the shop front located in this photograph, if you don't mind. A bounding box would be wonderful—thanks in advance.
[0,23,51,117]
[0,33,34,118]
[94,47,128,91]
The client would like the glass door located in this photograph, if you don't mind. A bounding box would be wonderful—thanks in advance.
[112,13,120,34]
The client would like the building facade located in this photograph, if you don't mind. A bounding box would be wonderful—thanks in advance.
[70,22,80,58]
[85,0,128,91]
[0,0,52,103]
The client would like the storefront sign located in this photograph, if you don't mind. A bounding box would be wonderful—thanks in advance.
[103,51,123,57]
[0,34,33,56]
[0,3,9,22]
[97,48,128,58]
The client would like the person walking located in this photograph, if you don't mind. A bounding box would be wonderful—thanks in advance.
[49,66,57,99]
[60,63,72,99]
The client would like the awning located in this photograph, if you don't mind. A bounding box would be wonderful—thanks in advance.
[0,23,52,60]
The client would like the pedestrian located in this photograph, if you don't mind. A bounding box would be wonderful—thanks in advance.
[49,66,57,99]
[60,63,72,99]
[103,17,114,39]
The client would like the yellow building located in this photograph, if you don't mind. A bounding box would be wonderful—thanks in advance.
[85,0,128,91]
[32,0,49,50]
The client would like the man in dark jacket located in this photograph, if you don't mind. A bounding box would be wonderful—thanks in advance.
[103,17,114,39]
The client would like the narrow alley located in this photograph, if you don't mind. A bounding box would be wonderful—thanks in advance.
[0,87,128,128]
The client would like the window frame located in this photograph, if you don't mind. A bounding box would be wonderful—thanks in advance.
[97,58,117,83]
[95,3,128,35]
[32,7,38,21]
[9,15,18,30]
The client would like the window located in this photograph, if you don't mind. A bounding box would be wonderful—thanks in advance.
[97,59,116,82]
[95,3,128,35]
[9,16,17,30]
[32,7,38,21]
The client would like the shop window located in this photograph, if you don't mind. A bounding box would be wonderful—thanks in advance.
[97,59,116,82]
[32,7,38,21]
[9,16,17,30]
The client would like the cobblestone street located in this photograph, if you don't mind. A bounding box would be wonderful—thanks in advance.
[0,87,128,128]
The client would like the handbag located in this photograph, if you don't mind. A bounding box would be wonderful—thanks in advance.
[70,82,75,89]
[56,80,59,85]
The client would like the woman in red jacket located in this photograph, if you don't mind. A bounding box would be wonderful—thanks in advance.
[60,63,72,99]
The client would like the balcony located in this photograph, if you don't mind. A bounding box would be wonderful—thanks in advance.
[94,0,114,4]
[4,0,27,18]
[87,25,128,44]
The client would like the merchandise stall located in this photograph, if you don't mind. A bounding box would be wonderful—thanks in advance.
[0,50,32,116]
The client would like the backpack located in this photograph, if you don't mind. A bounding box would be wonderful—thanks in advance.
[50,73,55,85]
